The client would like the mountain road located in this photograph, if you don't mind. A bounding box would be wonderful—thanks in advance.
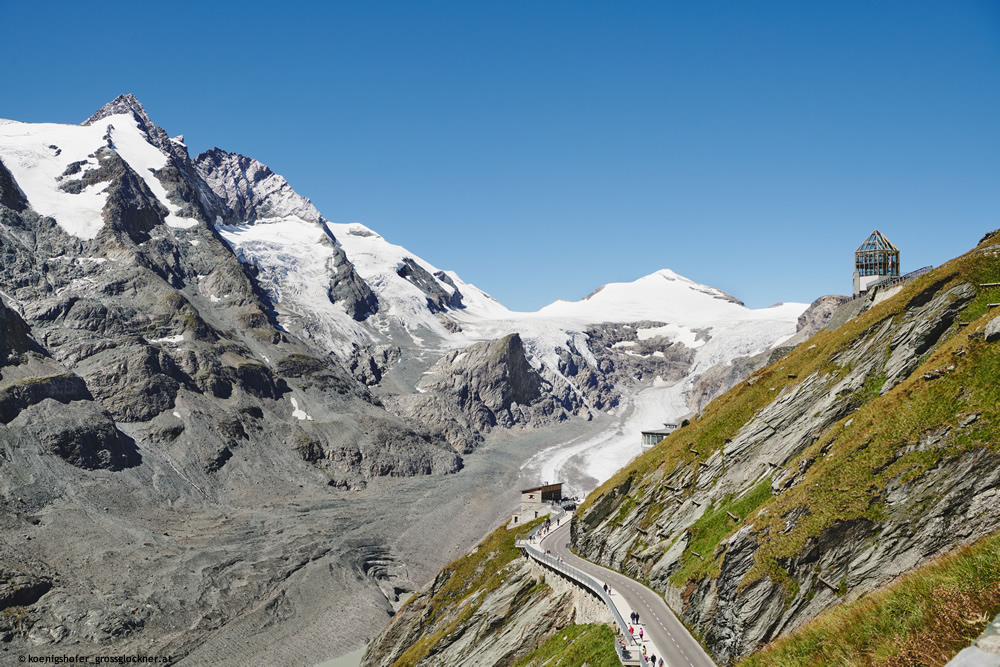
[537,520,717,667]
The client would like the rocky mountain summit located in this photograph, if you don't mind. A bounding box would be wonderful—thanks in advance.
[0,95,811,662]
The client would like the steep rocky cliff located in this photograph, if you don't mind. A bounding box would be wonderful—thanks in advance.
[362,522,614,667]
[572,231,1000,664]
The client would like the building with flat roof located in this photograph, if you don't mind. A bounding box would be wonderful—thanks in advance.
[641,423,678,451]
[510,482,563,525]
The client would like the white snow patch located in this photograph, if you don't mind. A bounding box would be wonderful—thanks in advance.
[290,397,313,421]
[149,334,184,344]
[217,216,369,356]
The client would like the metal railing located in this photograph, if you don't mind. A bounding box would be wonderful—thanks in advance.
[516,510,649,666]
[858,265,934,298]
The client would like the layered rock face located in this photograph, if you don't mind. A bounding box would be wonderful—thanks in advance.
[571,237,1000,664]
[364,557,576,667]
[361,522,613,667]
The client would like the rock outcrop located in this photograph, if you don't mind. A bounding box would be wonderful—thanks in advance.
[411,333,580,432]
[396,257,464,313]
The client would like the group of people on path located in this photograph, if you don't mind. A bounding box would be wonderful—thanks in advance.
[627,609,666,667]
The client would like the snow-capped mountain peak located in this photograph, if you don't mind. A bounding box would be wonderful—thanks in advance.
[0,100,200,238]
[0,95,809,431]
[82,93,154,132]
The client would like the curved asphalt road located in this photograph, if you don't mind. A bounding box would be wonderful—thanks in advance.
[538,521,717,667]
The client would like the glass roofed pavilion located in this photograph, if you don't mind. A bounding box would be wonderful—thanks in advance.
[853,229,900,297]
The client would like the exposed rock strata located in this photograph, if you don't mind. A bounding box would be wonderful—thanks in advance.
[573,265,995,664]
[362,555,607,667]
[414,333,579,431]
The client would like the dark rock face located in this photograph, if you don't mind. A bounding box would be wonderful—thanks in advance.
[0,296,40,362]
[12,400,141,470]
[0,373,92,424]
[574,321,697,410]
[0,297,139,471]
[194,148,317,225]
[348,345,401,386]
[396,258,463,313]
[0,158,28,212]
[326,236,379,321]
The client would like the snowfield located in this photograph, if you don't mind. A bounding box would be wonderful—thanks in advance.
[0,114,199,238]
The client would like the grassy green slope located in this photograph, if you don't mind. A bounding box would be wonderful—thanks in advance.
[583,232,1000,575]
[738,530,1000,667]
[513,624,621,667]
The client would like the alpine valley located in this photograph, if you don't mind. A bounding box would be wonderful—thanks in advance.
[0,95,825,664]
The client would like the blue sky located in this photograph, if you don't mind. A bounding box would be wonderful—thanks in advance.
[5,1,999,311]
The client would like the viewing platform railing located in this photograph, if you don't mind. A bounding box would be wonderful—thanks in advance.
[856,265,934,300]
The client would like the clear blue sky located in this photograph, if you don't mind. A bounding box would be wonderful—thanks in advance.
[5,1,999,311]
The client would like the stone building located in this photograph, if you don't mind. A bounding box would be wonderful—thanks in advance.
[511,482,562,525]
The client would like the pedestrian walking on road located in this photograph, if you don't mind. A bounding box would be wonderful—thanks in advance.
[636,612,640,624]
[639,627,643,641]
[628,625,633,636]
